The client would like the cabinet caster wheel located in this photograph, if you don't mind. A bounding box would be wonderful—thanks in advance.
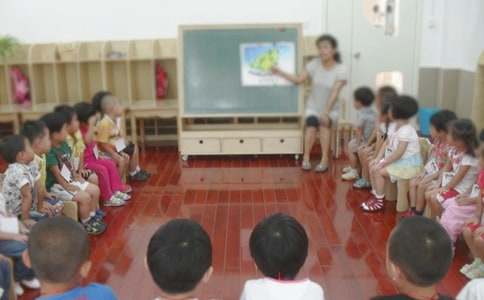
[181,155,189,161]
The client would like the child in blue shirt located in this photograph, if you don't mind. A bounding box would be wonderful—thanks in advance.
[23,217,117,300]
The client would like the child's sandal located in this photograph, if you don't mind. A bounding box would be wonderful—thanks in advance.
[361,197,384,212]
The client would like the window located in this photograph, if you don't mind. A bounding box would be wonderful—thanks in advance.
[363,0,399,36]
[376,71,403,92]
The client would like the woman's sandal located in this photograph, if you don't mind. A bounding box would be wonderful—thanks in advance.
[361,197,384,212]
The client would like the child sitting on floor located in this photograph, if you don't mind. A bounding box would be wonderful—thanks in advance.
[0,135,37,227]
[341,87,376,181]
[371,217,452,300]
[74,102,129,207]
[361,96,422,212]
[241,213,324,300]
[24,217,117,299]
[460,130,484,279]
[92,91,150,182]
[354,86,398,189]
[41,112,106,236]
[147,219,212,300]
[21,120,64,218]
[409,110,457,216]
[427,119,479,219]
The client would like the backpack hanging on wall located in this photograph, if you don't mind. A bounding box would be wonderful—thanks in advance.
[9,66,31,106]
[155,62,168,99]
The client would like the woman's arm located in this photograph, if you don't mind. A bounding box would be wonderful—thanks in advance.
[272,67,309,85]
[324,80,347,113]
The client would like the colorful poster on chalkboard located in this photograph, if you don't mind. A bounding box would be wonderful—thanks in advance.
[240,42,295,86]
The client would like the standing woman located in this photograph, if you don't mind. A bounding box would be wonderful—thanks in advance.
[273,34,347,172]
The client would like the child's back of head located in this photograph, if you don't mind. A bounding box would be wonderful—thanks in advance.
[250,213,308,280]
[147,219,212,298]
[21,120,51,155]
[0,135,33,164]
[430,110,457,134]
[387,217,452,290]
[28,216,89,284]
[74,102,96,124]
[354,87,375,108]
[390,95,419,121]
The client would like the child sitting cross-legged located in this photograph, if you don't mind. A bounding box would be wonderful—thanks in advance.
[92,91,150,182]
[341,87,377,181]
[74,102,130,207]
[371,217,453,300]
[21,120,64,219]
[241,213,324,300]
[24,216,117,299]
[40,112,106,235]
[361,96,423,212]
[147,219,212,300]
[409,110,457,216]
[426,119,479,219]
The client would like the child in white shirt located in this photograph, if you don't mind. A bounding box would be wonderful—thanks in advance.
[240,213,324,300]
[361,96,423,212]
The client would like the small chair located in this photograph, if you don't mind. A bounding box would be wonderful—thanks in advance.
[62,201,78,221]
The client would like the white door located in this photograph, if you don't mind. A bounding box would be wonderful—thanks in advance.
[349,0,422,119]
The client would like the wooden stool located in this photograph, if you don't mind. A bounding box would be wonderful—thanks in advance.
[396,179,410,212]
[62,201,78,221]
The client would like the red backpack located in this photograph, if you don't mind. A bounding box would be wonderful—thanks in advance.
[9,66,31,106]
[155,62,168,99]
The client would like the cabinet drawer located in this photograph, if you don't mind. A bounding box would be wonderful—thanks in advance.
[222,138,261,154]
[262,137,301,153]
[180,138,220,154]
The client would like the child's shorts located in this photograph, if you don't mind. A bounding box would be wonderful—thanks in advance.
[49,182,87,202]
[386,153,422,182]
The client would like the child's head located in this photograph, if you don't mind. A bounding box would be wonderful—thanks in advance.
[386,217,452,289]
[379,96,395,123]
[389,95,419,121]
[21,120,51,155]
[353,87,375,109]
[54,105,79,134]
[448,119,478,156]
[41,112,68,144]
[429,110,457,141]
[73,102,97,125]
[0,135,35,164]
[91,90,123,117]
[147,219,212,298]
[376,85,398,110]
[250,213,308,280]
[25,217,90,285]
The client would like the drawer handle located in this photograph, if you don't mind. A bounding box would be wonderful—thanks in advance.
[280,139,285,143]
[239,139,244,144]
[199,140,204,144]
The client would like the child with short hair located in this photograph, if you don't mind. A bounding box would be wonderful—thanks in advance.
[427,119,479,219]
[362,96,422,212]
[91,91,150,182]
[409,110,457,216]
[341,87,376,181]
[24,216,117,299]
[0,135,36,226]
[147,219,212,300]
[371,217,452,300]
[40,112,106,235]
[21,120,63,218]
[459,130,484,279]
[354,86,398,189]
[74,102,129,207]
[241,213,324,300]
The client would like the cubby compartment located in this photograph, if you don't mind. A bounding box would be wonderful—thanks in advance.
[130,40,154,61]
[56,63,80,104]
[79,42,104,62]
[155,39,177,59]
[155,59,178,100]
[79,62,103,101]
[130,60,154,102]
[105,61,130,104]
[31,63,57,104]
[105,41,130,61]
[0,66,9,106]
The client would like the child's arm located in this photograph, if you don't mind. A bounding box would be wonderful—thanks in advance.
[374,140,388,162]
[444,165,470,191]
[365,127,378,146]
[20,183,33,222]
[49,165,79,192]
[380,141,408,167]
[354,127,363,141]
[0,231,28,242]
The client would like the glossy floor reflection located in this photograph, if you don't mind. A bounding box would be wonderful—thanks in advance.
[18,146,469,300]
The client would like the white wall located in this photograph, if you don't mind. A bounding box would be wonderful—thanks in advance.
[0,0,324,42]
[420,0,484,71]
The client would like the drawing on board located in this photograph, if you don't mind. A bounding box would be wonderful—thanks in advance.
[240,42,295,86]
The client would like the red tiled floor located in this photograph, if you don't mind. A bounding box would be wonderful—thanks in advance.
[10,146,469,300]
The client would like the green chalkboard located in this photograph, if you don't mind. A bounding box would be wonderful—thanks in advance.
[181,26,301,115]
